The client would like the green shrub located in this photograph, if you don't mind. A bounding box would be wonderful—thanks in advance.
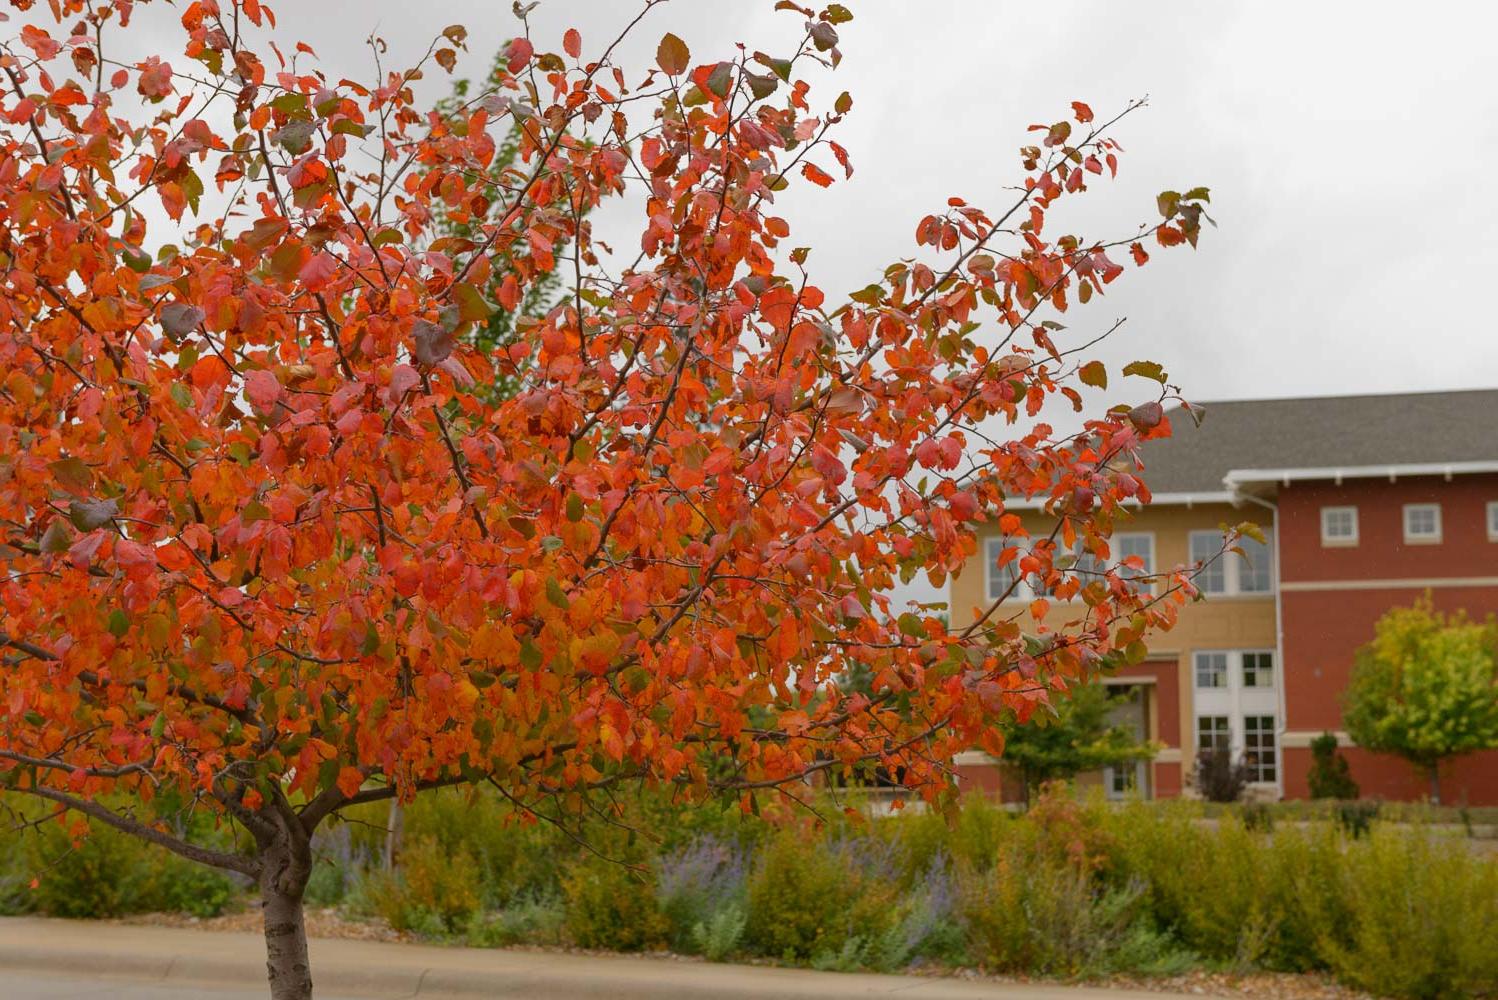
[561,855,668,951]
[1104,805,1276,968]
[365,834,481,934]
[1334,800,1380,839]
[691,901,747,961]
[20,815,239,919]
[466,891,566,948]
[958,849,1145,976]
[1307,732,1360,800]
[1321,828,1498,999]
[743,827,899,962]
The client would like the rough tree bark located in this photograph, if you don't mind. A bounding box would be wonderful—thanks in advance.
[257,809,316,1000]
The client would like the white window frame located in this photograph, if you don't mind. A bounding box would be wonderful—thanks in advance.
[1194,651,1229,689]
[1115,531,1156,591]
[1195,715,1231,753]
[1241,651,1275,689]
[1189,529,1275,596]
[985,532,1156,604]
[1488,501,1498,542]
[1242,714,1279,784]
[984,536,1021,603]
[1402,503,1442,545]
[1320,506,1359,547]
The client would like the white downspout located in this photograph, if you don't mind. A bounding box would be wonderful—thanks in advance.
[1232,490,1287,801]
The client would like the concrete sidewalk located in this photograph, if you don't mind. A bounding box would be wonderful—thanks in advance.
[0,916,1220,999]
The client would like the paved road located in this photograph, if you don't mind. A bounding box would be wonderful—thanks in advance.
[6,970,371,999]
[0,916,1219,999]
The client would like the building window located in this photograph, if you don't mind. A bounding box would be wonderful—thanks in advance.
[1194,652,1228,689]
[1238,533,1273,593]
[1402,503,1442,544]
[1241,651,1275,688]
[1196,715,1231,753]
[1243,715,1278,783]
[1189,531,1227,594]
[1321,506,1358,546]
[985,537,1020,602]
[1489,502,1498,542]
[1115,532,1154,580]
[1190,530,1274,595]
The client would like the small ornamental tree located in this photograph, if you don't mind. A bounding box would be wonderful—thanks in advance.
[1000,679,1156,802]
[0,2,1214,996]
[1306,730,1359,801]
[1343,599,1498,805]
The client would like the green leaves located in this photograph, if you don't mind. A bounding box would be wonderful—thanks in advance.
[565,493,584,523]
[1078,361,1107,389]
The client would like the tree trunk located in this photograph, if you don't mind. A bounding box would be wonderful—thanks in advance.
[383,801,404,870]
[261,834,315,1000]
[1428,762,1442,806]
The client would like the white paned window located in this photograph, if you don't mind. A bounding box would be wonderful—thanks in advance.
[1196,715,1231,753]
[1403,503,1441,544]
[1243,715,1278,783]
[1190,529,1274,595]
[1488,502,1498,542]
[1241,651,1275,688]
[1238,533,1273,593]
[985,536,1021,602]
[1189,531,1226,594]
[1321,506,1358,546]
[1194,652,1228,689]
[1116,532,1154,583]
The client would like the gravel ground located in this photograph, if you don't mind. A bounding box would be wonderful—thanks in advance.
[117,910,1376,1000]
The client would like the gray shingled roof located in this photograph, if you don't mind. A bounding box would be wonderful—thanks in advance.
[1135,388,1498,494]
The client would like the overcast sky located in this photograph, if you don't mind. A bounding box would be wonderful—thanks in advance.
[186,0,1496,408]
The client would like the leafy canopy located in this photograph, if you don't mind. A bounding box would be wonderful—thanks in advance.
[0,0,1210,862]
[1344,599,1498,775]
[1000,680,1156,793]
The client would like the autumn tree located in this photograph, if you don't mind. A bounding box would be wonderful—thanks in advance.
[1343,599,1498,805]
[0,2,1212,996]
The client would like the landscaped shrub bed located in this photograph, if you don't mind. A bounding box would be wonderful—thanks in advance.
[3,787,1495,999]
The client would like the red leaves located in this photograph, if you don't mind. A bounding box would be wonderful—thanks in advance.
[136,57,174,101]
[801,163,834,188]
[0,0,1206,851]
[298,252,338,291]
[505,37,534,74]
[245,369,282,415]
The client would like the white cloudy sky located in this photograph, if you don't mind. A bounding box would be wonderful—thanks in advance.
[171,0,1498,407]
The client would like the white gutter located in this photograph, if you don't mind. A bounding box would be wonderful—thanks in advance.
[1229,487,1288,802]
[1225,460,1498,492]
[1002,490,1235,511]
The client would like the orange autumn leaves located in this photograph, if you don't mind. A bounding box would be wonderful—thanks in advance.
[0,0,1204,830]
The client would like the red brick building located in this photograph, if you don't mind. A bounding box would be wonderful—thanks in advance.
[951,388,1498,805]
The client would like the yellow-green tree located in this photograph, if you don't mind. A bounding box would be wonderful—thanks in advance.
[1343,599,1498,804]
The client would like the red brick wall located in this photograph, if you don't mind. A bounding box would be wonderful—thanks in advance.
[1276,474,1498,804]
[1278,474,1498,583]
[1283,746,1498,805]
